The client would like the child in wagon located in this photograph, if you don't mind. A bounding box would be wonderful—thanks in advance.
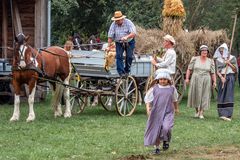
[144,69,178,154]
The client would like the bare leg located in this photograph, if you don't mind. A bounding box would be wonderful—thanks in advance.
[199,108,204,119]
[194,107,200,118]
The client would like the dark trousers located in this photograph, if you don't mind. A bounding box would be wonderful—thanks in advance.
[115,39,135,75]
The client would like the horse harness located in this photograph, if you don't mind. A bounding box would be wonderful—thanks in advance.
[13,44,41,73]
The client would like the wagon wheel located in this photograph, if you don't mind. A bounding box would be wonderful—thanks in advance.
[115,75,138,116]
[99,95,115,111]
[69,73,87,114]
[144,75,154,95]
[173,66,186,102]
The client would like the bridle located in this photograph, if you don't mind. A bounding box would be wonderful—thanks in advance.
[18,43,27,63]
[15,43,39,70]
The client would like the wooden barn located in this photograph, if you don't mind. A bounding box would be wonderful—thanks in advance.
[0,0,50,59]
[0,0,51,103]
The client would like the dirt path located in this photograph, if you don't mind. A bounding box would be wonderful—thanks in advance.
[119,145,240,160]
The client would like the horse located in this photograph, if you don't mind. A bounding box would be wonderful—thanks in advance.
[10,33,71,122]
[72,33,83,50]
[87,34,102,50]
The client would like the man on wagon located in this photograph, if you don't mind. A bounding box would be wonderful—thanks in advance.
[107,11,136,77]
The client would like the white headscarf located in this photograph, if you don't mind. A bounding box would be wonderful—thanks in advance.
[213,43,229,59]
[155,69,172,80]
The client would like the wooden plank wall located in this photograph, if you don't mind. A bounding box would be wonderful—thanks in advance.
[0,0,36,59]
[35,0,48,48]
[0,0,48,102]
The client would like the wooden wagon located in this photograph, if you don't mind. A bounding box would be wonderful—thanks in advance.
[69,49,185,116]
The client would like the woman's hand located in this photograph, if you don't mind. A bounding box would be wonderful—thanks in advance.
[185,79,190,85]
[213,82,217,88]
[225,60,230,65]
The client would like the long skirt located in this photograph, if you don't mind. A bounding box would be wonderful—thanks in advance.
[217,73,235,118]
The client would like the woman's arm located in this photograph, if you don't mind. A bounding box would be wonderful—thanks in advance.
[226,59,237,73]
[217,70,226,84]
[185,69,191,85]
[211,73,217,88]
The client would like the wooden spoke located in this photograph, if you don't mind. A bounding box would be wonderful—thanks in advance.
[69,72,87,114]
[99,95,115,111]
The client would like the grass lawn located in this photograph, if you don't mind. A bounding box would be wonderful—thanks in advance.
[0,87,240,160]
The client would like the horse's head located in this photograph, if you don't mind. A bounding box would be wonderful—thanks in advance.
[14,33,30,68]
[72,33,82,49]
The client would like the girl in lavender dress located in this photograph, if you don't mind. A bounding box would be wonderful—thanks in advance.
[144,70,178,154]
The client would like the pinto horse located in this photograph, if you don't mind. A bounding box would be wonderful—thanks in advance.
[72,33,83,50]
[10,33,71,122]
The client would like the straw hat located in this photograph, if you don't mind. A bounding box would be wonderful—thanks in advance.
[163,34,176,45]
[111,11,126,21]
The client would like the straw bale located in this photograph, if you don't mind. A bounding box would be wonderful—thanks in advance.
[163,17,184,36]
[135,26,165,54]
[135,26,230,68]
[104,44,116,71]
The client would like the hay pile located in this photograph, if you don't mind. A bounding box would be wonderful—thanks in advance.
[135,0,230,68]
[162,0,186,36]
[135,26,165,54]
[162,0,186,17]
[135,26,230,67]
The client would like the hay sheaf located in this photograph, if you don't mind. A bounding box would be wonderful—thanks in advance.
[135,26,230,66]
[162,0,186,17]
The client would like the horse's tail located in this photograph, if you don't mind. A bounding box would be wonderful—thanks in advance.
[52,82,64,108]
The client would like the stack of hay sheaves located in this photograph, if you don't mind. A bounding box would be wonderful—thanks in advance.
[135,26,230,69]
[135,0,230,70]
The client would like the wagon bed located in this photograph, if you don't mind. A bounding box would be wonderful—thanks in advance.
[70,50,152,79]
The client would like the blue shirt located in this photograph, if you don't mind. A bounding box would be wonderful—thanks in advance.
[108,18,136,42]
